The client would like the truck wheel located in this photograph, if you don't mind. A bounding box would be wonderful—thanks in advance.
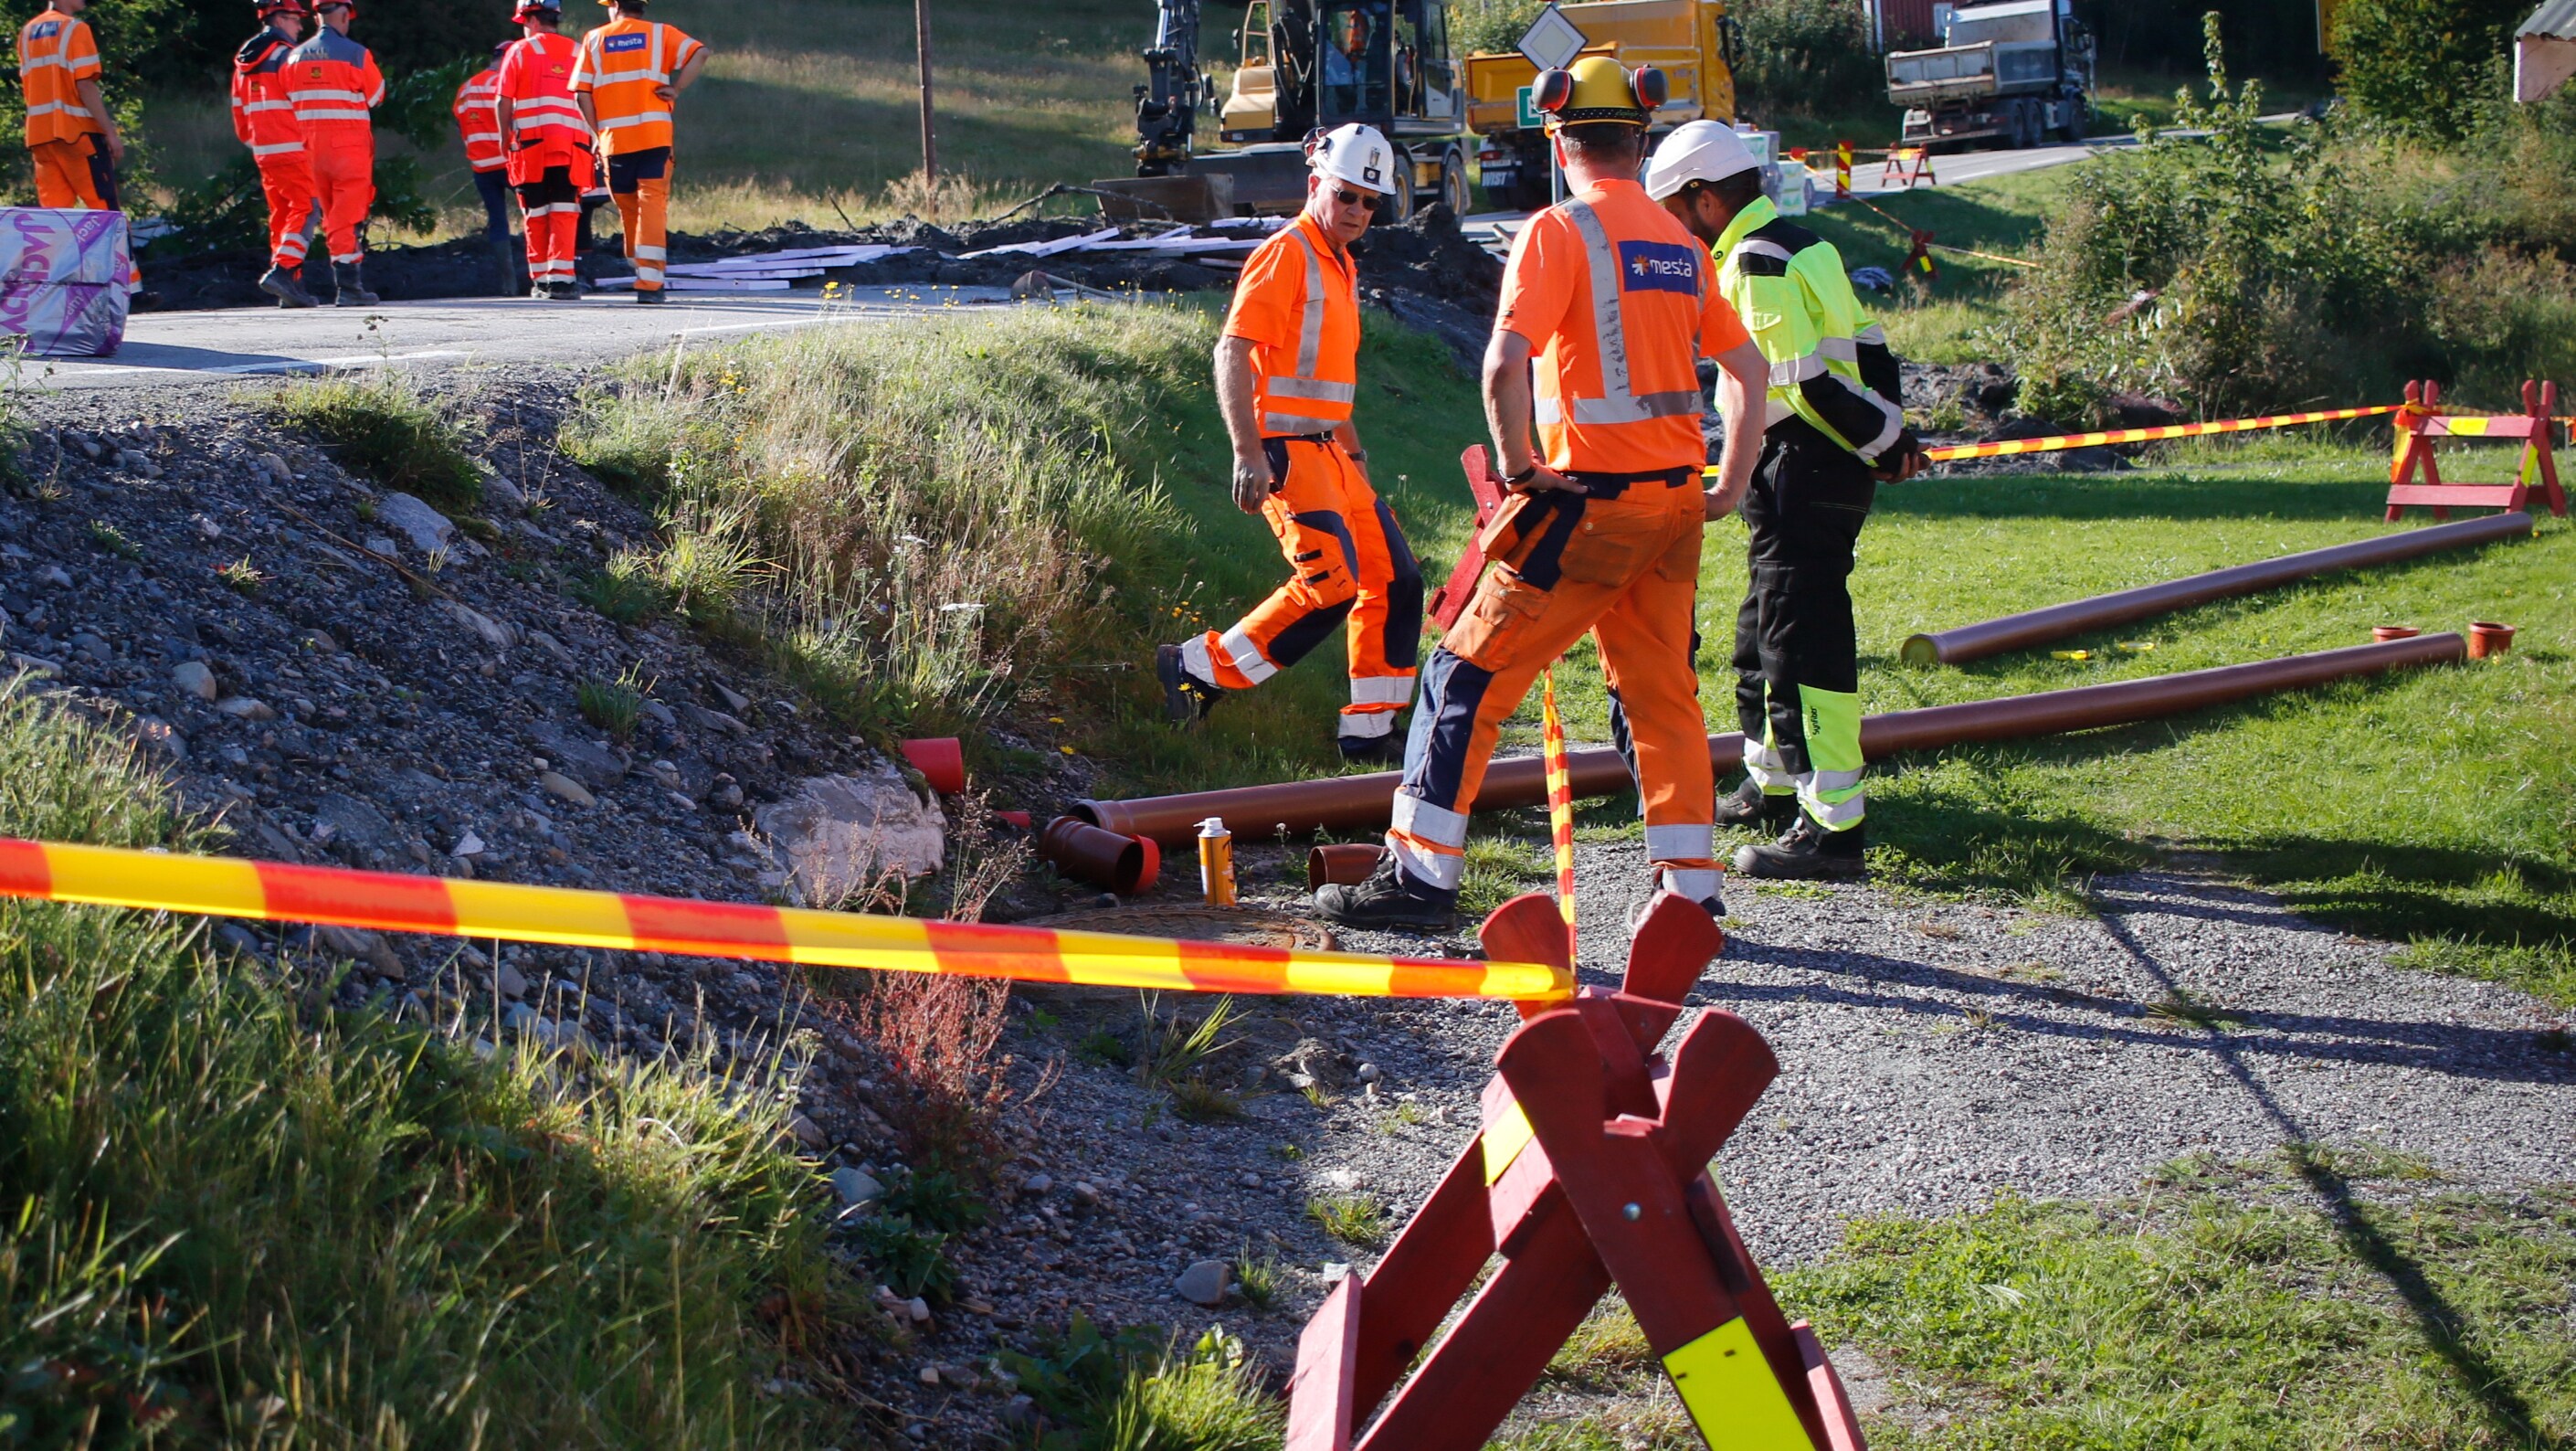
[1440,149,1469,218]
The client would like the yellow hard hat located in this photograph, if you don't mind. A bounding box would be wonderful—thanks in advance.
[1533,54,1668,131]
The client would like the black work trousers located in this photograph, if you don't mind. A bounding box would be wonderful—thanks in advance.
[1732,416,1874,778]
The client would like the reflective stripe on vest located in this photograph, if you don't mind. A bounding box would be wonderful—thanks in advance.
[1535,199,1705,428]
[1259,227,1357,435]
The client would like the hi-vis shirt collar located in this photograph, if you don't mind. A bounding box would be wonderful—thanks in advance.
[1713,193,1779,267]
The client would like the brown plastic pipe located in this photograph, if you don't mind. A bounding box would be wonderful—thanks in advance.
[1901,513,2529,666]
[1037,816,1161,895]
[1075,634,2464,844]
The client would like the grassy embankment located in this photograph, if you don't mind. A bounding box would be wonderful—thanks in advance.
[141,0,1149,240]
[1507,1150,2576,1449]
[0,687,856,1444]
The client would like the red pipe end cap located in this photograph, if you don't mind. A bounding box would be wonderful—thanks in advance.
[898,737,968,795]
[2467,621,2516,659]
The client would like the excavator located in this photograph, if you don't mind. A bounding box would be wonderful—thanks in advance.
[1094,0,1473,223]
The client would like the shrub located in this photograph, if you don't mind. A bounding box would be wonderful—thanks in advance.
[2329,0,2525,143]
[2425,248,2576,405]
[839,970,1019,1181]
[1733,0,1883,120]
[269,376,483,512]
[1452,0,1546,57]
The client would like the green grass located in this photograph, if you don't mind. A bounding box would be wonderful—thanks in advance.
[1783,1155,2576,1449]
[1306,1192,1389,1247]
[0,686,851,1444]
[268,376,484,512]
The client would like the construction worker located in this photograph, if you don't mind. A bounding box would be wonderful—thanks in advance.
[1644,120,1929,880]
[1158,124,1423,763]
[234,0,322,307]
[454,40,517,295]
[1316,58,1769,932]
[496,0,590,301]
[284,0,385,306]
[572,0,708,304]
[18,0,140,295]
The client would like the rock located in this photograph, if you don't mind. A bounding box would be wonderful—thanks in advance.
[38,565,70,588]
[254,450,293,485]
[215,696,277,722]
[530,724,627,789]
[171,660,218,700]
[443,601,518,651]
[1356,1062,1382,1085]
[524,630,577,666]
[929,1362,981,1392]
[376,493,456,555]
[540,770,597,808]
[713,681,752,714]
[68,631,109,663]
[483,471,526,509]
[364,535,399,558]
[1071,1181,1101,1208]
[752,766,946,906]
[1020,1171,1054,1197]
[1237,1170,1262,1190]
[679,702,750,736]
[312,792,395,850]
[916,1365,941,1386]
[133,716,185,763]
[299,629,340,654]
[788,1112,828,1149]
[831,1166,885,1209]
[451,830,486,858]
[496,962,529,999]
[1175,1259,1231,1307]
[905,1297,932,1323]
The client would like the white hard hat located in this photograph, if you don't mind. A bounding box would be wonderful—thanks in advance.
[1645,120,1758,202]
[1308,123,1398,196]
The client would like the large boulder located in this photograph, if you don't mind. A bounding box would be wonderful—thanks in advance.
[752,764,946,906]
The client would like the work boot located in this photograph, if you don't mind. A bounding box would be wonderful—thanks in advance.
[1734,814,1868,881]
[259,264,319,309]
[1337,731,1402,767]
[547,281,581,302]
[1314,854,1459,933]
[635,286,665,304]
[333,262,378,307]
[1156,644,1222,725]
[1716,776,1799,830]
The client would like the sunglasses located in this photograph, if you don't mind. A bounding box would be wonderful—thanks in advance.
[1332,188,1383,213]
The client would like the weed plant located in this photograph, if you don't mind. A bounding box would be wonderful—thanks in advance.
[1306,1192,1388,1247]
[1004,1319,1280,1451]
[269,376,483,512]
[576,667,646,741]
[0,687,850,1444]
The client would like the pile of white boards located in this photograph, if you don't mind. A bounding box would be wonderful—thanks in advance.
[596,243,917,292]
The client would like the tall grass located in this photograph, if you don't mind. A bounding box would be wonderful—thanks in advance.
[0,687,851,1445]
[565,303,1210,734]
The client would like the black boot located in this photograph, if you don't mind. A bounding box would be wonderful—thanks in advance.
[259,264,319,309]
[1156,644,1222,725]
[1733,813,1868,881]
[1337,731,1402,766]
[333,261,378,307]
[1314,853,1458,933]
[1716,776,1799,829]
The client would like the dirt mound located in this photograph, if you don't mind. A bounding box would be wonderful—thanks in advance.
[1353,203,1504,312]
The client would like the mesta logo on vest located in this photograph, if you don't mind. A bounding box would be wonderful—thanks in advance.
[603,32,649,53]
[1618,240,1700,296]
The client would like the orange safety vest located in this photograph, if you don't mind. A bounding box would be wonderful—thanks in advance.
[1497,179,1743,474]
[498,32,587,150]
[232,27,305,158]
[284,27,385,143]
[571,16,703,156]
[1230,213,1361,438]
[17,7,102,148]
[452,66,504,171]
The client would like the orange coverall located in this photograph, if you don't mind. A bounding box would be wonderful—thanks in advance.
[1184,212,1421,751]
[17,5,114,210]
[233,23,317,275]
[282,26,384,266]
[1385,178,1746,905]
[572,14,703,292]
[497,31,593,291]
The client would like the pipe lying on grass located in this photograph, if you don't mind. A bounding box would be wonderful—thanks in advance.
[1077,634,2465,844]
[1900,513,2529,666]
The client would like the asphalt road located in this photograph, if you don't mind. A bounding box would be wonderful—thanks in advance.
[36,286,1018,392]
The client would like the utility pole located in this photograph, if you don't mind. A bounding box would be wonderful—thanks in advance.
[914,0,938,184]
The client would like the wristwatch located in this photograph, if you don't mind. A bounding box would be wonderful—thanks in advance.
[1505,462,1541,486]
[1346,448,1368,463]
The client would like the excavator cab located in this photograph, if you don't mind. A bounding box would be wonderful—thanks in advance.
[1221,0,1460,143]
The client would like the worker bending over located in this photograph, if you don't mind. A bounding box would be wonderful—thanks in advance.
[454,41,515,295]
[1647,121,1927,880]
[1317,59,1768,931]
[498,0,591,300]
[1160,123,1423,762]
[284,0,384,306]
[18,0,139,293]
[235,0,320,307]
[574,0,706,303]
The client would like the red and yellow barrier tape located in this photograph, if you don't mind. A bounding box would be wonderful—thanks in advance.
[0,839,1571,1002]
[1541,667,1577,959]
[1705,403,2400,475]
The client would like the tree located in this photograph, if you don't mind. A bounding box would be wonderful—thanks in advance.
[2329,0,2527,141]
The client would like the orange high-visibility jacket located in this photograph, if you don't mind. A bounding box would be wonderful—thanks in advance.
[284,27,385,143]
[232,28,306,158]
[17,6,103,148]
[571,16,704,155]
[1225,213,1362,438]
[496,32,588,152]
[452,66,503,171]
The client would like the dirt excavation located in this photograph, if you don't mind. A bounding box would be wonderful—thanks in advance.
[5,362,2570,1446]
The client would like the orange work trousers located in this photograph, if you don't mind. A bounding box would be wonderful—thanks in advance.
[1385,471,1720,903]
[256,152,319,270]
[310,139,374,264]
[513,150,590,290]
[1184,435,1422,747]
[30,135,115,209]
[606,146,670,291]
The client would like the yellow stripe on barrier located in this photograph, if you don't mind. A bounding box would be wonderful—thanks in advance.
[0,839,1570,1003]
[1703,403,2400,472]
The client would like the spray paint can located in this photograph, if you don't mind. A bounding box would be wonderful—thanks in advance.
[1197,816,1236,907]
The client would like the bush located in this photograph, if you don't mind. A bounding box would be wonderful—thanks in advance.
[1452,0,1546,57]
[2424,248,2576,404]
[1732,0,1883,121]
[269,376,484,512]
[2329,0,2526,143]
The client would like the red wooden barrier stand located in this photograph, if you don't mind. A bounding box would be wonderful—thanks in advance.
[2386,379,2568,521]
[1425,445,1510,631]
[1284,895,1869,1451]
[1879,146,1936,188]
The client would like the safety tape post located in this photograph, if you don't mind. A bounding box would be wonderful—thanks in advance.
[0,839,1571,1003]
[1540,667,1576,959]
[1706,403,2402,474]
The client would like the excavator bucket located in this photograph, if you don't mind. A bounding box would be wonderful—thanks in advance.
[1090,175,1237,224]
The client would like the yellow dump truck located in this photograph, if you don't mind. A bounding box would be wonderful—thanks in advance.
[1463,0,1738,211]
